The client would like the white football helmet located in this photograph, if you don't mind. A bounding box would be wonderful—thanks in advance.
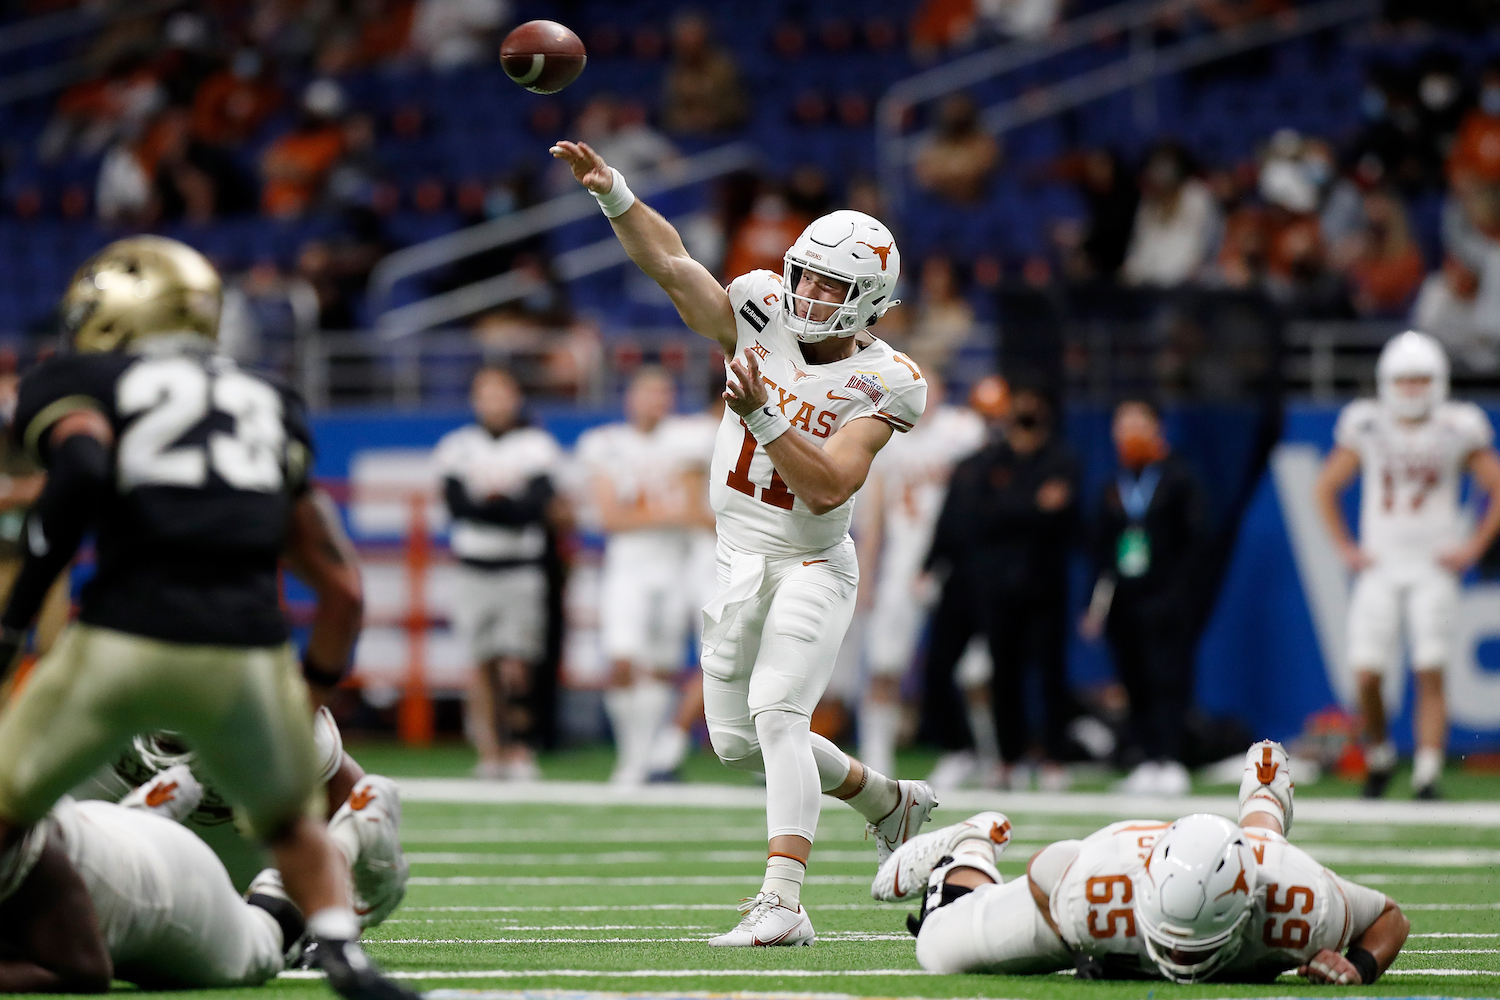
[1134,814,1259,984]
[782,210,900,343]
[1377,330,1448,421]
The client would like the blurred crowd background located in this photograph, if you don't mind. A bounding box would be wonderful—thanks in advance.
[5,0,1500,781]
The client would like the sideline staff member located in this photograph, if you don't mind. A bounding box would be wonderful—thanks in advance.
[436,367,566,781]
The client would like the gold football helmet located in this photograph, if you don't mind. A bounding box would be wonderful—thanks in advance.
[61,236,222,353]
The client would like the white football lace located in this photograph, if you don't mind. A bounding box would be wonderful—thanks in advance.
[734,892,780,926]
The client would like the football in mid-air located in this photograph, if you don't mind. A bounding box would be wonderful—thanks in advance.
[500,20,586,94]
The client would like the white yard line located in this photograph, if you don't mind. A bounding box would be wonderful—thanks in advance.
[1414,932,1500,938]
[375,925,711,931]
[407,876,870,887]
[1383,969,1500,976]
[398,904,892,913]
[404,849,1009,866]
[1402,948,1500,954]
[1403,902,1500,910]
[394,779,1500,827]
[397,825,1095,844]
[1351,874,1497,884]
[281,970,936,981]
[375,934,911,945]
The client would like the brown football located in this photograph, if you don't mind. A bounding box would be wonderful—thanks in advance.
[500,20,586,95]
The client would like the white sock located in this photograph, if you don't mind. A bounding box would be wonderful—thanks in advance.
[647,725,689,774]
[633,678,674,769]
[966,700,1000,769]
[604,687,640,777]
[761,854,806,910]
[1367,739,1397,775]
[845,762,901,825]
[1413,746,1443,789]
[306,906,360,942]
[859,700,899,780]
[756,709,822,841]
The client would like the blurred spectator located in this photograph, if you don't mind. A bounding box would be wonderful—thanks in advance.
[1447,60,1500,241]
[326,113,388,211]
[908,257,976,367]
[1052,148,1138,281]
[41,54,164,163]
[914,94,1000,204]
[1413,256,1500,370]
[192,49,282,148]
[1348,63,1443,194]
[1122,142,1219,286]
[570,95,676,182]
[1080,399,1210,797]
[1344,188,1426,317]
[153,11,219,107]
[979,0,1062,40]
[910,0,977,61]
[358,0,418,64]
[411,0,508,69]
[260,80,347,218]
[785,166,832,220]
[148,108,258,222]
[722,188,808,280]
[1414,50,1470,160]
[661,12,746,135]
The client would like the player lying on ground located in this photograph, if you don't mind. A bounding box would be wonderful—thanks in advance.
[876,740,1408,984]
[92,704,407,931]
[0,237,411,1000]
[0,797,303,991]
[552,140,937,946]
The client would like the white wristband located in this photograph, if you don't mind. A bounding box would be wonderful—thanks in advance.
[743,404,791,446]
[592,167,636,218]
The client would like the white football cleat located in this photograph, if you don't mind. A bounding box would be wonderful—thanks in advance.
[707,892,815,947]
[869,779,939,865]
[1238,739,1294,835]
[118,762,204,823]
[871,811,1011,902]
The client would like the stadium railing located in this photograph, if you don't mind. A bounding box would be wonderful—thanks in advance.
[875,0,1380,208]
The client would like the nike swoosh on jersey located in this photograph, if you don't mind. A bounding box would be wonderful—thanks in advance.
[802,559,829,566]
[827,391,854,401]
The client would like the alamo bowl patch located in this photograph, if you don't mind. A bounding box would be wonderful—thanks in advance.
[845,370,887,406]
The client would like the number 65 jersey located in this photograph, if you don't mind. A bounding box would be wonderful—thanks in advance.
[16,348,313,648]
[712,270,927,557]
[1050,822,1388,981]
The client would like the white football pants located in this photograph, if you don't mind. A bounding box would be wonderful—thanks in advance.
[915,875,1072,975]
[700,536,859,840]
[57,800,285,988]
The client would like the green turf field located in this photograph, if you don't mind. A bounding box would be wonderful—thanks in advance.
[92,745,1500,1000]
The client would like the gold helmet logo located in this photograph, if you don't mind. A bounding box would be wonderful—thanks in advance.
[61,236,222,353]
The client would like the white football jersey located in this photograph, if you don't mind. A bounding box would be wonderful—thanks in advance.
[1051,821,1389,982]
[1230,829,1388,979]
[871,404,985,554]
[576,418,704,558]
[712,270,927,557]
[1334,399,1493,562]
[432,424,563,562]
[1050,819,1168,976]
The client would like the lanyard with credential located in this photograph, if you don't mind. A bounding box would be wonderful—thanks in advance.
[1117,465,1162,523]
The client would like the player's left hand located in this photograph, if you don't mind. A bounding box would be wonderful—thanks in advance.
[724,348,770,417]
[1438,543,1481,573]
[1299,949,1362,985]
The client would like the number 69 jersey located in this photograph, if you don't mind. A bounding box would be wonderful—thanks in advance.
[712,270,927,557]
[16,349,313,648]
[1050,822,1389,982]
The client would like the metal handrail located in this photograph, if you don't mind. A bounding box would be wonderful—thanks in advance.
[367,142,758,317]
[878,0,1378,206]
[876,0,1198,204]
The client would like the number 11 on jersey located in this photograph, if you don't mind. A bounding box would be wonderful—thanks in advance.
[726,424,796,510]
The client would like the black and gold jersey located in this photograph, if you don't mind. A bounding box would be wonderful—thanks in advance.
[15,348,313,647]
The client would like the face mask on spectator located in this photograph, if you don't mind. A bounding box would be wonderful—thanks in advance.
[1482,86,1500,117]
[1117,428,1166,471]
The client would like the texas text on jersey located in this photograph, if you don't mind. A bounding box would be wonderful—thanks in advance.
[14,348,312,647]
[711,269,927,557]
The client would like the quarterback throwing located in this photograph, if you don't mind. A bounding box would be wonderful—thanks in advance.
[552,140,936,947]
